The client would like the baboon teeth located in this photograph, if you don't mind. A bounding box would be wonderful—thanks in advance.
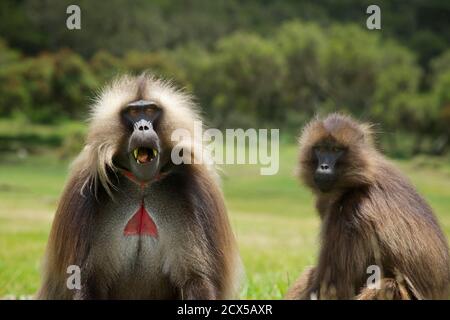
[133,147,157,164]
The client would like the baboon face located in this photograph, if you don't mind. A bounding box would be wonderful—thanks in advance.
[115,99,162,182]
[299,114,376,193]
[312,138,346,192]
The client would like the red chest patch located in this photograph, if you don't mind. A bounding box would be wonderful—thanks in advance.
[123,201,158,237]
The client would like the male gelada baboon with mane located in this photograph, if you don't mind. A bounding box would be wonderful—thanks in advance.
[287,113,450,300]
[37,74,241,299]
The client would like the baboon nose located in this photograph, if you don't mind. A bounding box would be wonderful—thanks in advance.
[320,164,329,170]
[138,125,150,131]
[134,120,152,132]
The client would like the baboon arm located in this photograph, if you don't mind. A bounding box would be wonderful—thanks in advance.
[73,286,92,300]
[285,266,317,300]
[356,278,412,300]
[181,165,240,299]
[37,172,99,300]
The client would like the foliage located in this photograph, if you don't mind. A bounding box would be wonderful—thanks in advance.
[0,49,97,122]
[0,15,450,155]
[1,0,449,67]
[198,32,286,127]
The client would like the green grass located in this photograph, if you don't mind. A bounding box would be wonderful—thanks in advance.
[1,144,450,299]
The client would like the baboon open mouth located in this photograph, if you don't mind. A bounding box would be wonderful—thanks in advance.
[132,147,158,164]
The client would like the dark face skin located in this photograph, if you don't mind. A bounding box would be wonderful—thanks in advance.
[115,100,162,182]
[313,141,345,192]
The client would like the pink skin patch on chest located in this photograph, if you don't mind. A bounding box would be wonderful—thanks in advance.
[124,200,158,237]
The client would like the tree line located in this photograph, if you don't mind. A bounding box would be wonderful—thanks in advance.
[1,21,449,156]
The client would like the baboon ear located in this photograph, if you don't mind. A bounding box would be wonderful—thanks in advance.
[359,123,374,143]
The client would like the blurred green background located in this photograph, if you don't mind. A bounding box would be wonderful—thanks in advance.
[0,0,449,299]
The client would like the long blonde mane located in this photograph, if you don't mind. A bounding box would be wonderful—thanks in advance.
[71,73,212,197]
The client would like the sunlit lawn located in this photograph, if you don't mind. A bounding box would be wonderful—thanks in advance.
[1,143,450,299]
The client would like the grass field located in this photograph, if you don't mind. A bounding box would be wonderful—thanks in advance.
[1,143,450,299]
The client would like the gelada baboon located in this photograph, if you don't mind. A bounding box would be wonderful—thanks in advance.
[286,113,450,300]
[37,74,241,299]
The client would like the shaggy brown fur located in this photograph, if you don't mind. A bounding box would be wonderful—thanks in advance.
[286,113,450,300]
[37,73,241,299]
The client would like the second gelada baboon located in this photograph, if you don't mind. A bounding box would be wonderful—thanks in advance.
[286,113,450,300]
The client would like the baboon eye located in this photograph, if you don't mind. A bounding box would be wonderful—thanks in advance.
[128,107,140,117]
[144,105,158,117]
[314,146,324,153]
